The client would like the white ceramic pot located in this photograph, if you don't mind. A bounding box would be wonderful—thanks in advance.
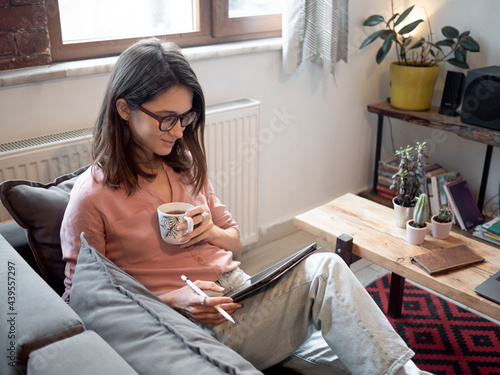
[431,215,453,240]
[393,198,415,229]
[406,220,427,245]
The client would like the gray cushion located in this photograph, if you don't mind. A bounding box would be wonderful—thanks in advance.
[0,235,85,375]
[28,331,139,375]
[0,166,88,296]
[70,233,262,375]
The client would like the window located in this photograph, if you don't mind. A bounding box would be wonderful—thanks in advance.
[46,0,282,62]
[58,1,198,44]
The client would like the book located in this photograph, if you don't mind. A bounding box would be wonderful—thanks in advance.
[425,167,446,177]
[444,182,466,230]
[430,175,442,216]
[436,171,460,207]
[423,167,446,209]
[410,245,485,275]
[473,216,500,247]
[444,179,484,230]
[376,183,396,193]
[377,167,396,180]
[378,158,399,173]
[426,177,435,215]
[429,171,461,211]
[482,216,500,236]
[484,231,500,242]
[377,175,393,187]
[376,184,397,201]
[473,225,500,247]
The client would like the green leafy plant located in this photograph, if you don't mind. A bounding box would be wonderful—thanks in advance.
[435,206,453,223]
[360,1,480,67]
[411,193,429,228]
[390,141,429,207]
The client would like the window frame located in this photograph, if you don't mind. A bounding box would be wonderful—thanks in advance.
[212,1,282,38]
[46,0,282,63]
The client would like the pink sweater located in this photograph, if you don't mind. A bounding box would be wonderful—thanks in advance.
[60,164,240,301]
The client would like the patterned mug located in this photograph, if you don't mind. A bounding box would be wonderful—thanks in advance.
[157,202,194,245]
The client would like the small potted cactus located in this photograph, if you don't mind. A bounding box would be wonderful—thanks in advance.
[431,206,453,239]
[406,193,429,245]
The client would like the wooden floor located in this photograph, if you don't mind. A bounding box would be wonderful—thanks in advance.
[239,229,388,287]
[240,228,500,326]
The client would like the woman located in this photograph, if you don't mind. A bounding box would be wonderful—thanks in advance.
[61,38,430,375]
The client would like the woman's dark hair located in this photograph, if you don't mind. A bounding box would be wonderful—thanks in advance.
[92,37,207,196]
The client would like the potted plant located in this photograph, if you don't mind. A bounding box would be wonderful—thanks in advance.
[391,141,429,228]
[360,1,480,111]
[431,206,453,239]
[407,193,429,245]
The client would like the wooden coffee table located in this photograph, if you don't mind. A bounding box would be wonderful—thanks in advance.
[294,193,500,323]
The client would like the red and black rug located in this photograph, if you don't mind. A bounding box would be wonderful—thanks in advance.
[366,274,500,375]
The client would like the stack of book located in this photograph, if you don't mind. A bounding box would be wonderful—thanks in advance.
[376,158,399,201]
[473,216,500,246]
[443,177,484,231]
[426,170,461,216]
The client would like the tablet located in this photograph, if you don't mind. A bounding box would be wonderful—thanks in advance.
[225,242,318,302]
[474,270,500,304]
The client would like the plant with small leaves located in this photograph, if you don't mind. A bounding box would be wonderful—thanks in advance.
[411,193,429,228]
[360,1,480,68]
[390,141,429,207]
[435,206,453,223]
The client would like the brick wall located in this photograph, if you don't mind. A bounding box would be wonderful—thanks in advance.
[0,0,51,71]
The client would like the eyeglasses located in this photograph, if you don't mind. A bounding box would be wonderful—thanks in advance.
[130,103,197,132]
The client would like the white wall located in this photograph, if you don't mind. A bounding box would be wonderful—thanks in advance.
[0,0,499,236]
[370,0,500,218]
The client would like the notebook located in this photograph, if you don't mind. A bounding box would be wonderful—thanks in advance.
[224,242,318,302]
[474,270,500,304]
[410,245,484,275]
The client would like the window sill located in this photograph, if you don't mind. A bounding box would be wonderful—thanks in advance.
[0,37,282,88]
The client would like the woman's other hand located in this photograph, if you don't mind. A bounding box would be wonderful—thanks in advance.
[178,206,243,258]
[177,206,215,246]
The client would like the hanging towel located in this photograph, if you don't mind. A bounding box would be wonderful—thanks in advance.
[283,0,349,76]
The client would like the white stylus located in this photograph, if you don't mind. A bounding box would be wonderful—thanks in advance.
[181,275,236,324]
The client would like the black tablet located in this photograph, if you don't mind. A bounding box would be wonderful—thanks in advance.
[225,242,318,302]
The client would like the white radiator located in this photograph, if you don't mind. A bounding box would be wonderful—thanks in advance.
[0,98,260,247]
[205,98,260,246]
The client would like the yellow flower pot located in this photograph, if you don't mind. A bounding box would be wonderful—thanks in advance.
[389,62,441,111]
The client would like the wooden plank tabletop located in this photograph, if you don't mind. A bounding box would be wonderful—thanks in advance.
[294,193,500,322]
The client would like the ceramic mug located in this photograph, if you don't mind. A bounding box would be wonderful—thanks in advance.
[158,202,194,245]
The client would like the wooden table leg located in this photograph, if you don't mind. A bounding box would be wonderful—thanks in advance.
[387,273,405,319]
[335,233,353,266]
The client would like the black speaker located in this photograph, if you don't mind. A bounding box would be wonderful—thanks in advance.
[439,71,465,116]
[460,65,500,131]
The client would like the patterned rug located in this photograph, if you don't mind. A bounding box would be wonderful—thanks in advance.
[366,274,500,375]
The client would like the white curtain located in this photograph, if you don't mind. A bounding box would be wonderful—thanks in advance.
[282,0,349,76]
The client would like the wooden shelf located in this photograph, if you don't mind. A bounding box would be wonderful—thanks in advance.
[367,101,500,147]
[367,101,500,211]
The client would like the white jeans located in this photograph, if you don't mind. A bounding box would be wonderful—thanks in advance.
[204,252,414,374]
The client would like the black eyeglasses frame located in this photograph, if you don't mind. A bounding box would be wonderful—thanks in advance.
[129,103,197,132]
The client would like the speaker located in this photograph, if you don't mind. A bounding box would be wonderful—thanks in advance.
[439,71,465,116]
[460,65,500,131]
